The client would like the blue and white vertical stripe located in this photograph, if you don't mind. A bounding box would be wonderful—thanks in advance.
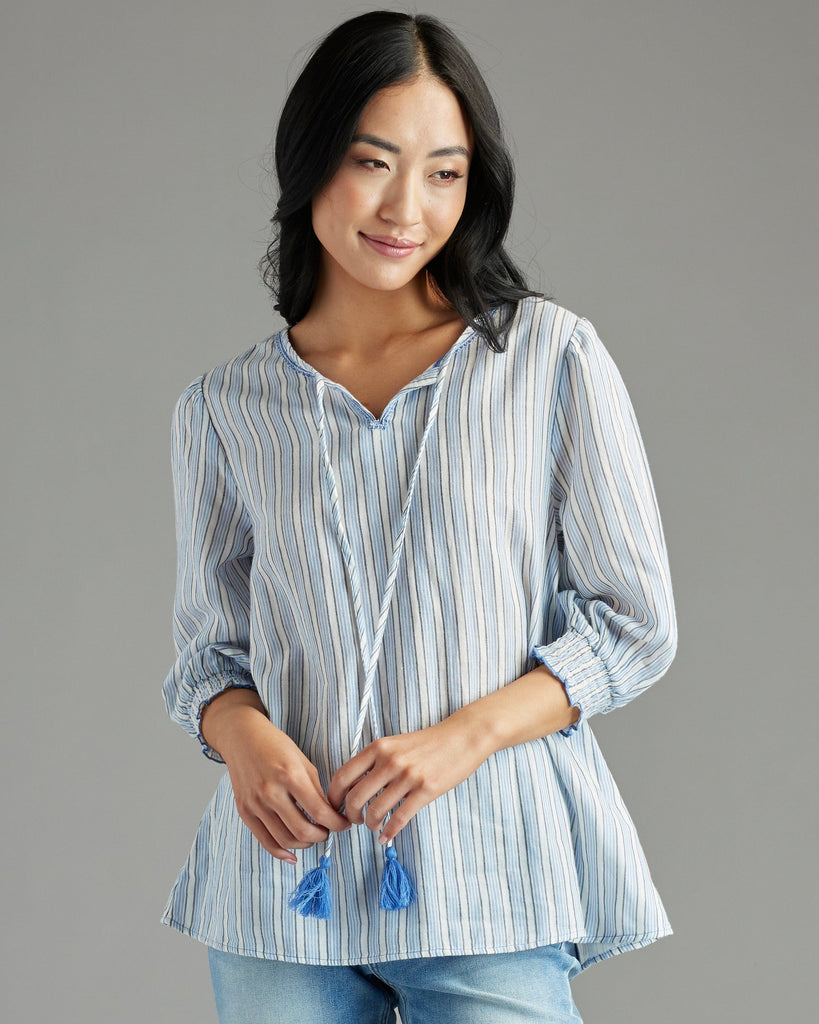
[161,295,677,972]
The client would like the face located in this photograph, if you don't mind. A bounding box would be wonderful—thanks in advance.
[311,74,473,297]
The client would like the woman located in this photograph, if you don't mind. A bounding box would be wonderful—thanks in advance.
[161,11,677,1023]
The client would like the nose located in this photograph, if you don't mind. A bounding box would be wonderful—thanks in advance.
[378,171,422,229]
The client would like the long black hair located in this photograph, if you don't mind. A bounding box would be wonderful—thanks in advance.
[259,10,547,353]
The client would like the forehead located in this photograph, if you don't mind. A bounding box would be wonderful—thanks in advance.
[355,76,472,149]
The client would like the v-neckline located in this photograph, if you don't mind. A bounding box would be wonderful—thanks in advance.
[275,319,483,425]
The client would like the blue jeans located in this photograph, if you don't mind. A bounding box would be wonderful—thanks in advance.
[207,942,584,1023]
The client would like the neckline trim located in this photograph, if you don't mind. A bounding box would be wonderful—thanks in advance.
[273,308,502,427]
[274,316,488,383]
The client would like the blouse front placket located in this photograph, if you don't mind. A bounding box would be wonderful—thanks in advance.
[281,338,463,919]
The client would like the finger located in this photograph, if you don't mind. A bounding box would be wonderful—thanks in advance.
[377,792,427,845]
[327,750,377,811]
[273,796,333,847]
[292,778,351,833]
[364,779,414,832]
[342,767,396,825]
[255,769,348,840]
[242,781,329,846]
[258,807,325,851]
[245,814,298,864]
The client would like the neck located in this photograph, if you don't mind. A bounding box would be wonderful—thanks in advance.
[293,269,458,360]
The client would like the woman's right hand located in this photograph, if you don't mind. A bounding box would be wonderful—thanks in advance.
[200,687,350,864]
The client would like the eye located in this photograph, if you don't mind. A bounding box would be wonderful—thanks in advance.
[356,158,389,171]
[432,170,464,183]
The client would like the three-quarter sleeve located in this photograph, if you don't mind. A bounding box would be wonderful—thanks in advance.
[530,317,677,737]
[162,376,258,762]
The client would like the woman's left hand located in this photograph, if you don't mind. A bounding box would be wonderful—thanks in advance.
[327,715,492,845]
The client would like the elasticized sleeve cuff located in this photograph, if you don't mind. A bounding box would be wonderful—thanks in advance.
[193,676,259,763]
[530,629,612,737]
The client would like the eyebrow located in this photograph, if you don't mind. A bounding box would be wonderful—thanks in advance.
[351,133,470,160]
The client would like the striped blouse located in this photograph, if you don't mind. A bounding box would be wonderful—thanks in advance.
[160,295,677,972]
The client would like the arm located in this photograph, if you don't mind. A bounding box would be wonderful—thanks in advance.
[529,316,678,735]
[201,686,350,864]
[162,376,258,762]
[327,662,578,845]
[164,378,348,860]
[449,662,581,750]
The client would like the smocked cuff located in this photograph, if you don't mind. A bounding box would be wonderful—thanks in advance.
[193,676,259,763]
[530,630,611,737]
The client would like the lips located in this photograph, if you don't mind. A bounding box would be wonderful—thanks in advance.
[362,234,420,247]
[359,233,421,258]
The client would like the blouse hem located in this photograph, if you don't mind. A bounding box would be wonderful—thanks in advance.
[160,911,672,976]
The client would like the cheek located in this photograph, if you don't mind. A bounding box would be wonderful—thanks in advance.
[315,175,372,226]
[434,192,468,237]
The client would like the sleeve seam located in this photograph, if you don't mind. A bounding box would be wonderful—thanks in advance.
[198,371,253,519]
[566,314,586,356]
[547,313,583,515]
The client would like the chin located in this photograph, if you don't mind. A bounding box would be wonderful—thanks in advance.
[351,268,424,293]
[321,245,430,294]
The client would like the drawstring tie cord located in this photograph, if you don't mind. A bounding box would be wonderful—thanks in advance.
[290,356,455,919]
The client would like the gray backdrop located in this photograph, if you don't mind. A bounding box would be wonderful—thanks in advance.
[2,1,816,1021]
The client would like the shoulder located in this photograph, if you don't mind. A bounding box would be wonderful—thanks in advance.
[172,332,278,414]
[502,294,607,362]
[171,373,206,430]
[205,334,276,390]
[510,296,617,362]
[503,295,581,345]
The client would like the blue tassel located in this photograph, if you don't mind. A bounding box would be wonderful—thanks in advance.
[289,855,333,919]
[379,845,417,910]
